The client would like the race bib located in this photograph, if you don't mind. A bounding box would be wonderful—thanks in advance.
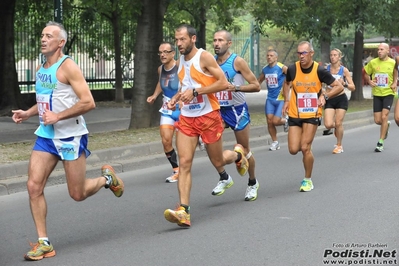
[185,94,205,110]
[297,93,318,113]
[159,95,173,115]
[328,74,342,89]
[215,91,233,106]
[375,73,388,87]
[265,73,278,88]
[36,94,50,124]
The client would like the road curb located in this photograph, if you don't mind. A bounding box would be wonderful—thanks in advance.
[0,110,378,196]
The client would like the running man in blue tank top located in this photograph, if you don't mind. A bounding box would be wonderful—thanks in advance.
[12,21,124,261]
[258,49,288,151]
[147,42,181,183]
[213,30,261,201]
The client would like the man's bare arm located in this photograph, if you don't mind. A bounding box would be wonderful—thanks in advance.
[196,51,229,95]
[231,56,260,93]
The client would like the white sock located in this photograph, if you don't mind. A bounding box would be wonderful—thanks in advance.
[38,237,50,245]
[304,178,311,181]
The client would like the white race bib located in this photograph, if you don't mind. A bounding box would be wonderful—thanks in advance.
[159,95,173,115]
[297,93,318,113]
[375,73,389,87]
[36,94,50,124]
[265,73,278,88]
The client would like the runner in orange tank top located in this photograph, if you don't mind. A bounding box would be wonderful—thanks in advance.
[163,24,250,228]
[282,41,343,192]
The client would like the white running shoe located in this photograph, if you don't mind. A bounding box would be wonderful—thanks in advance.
[283,116,289,133]
[244,181,259,201]
[165,168,179,183]
[211,175,234,196]
[198,137,206,151]
[269,141,280,151]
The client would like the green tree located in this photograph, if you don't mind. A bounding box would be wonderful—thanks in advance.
[249,0,338,64]
[164,0,245,49]
[334,0,398,100]
[78,0,140,103]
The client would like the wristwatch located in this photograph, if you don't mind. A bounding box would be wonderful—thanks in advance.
[193,88,198,97]
[344,83,348,88]
[324,94,329,101]
[235,85,241,92]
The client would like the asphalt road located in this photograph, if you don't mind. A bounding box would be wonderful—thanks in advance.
[1,121,398,266]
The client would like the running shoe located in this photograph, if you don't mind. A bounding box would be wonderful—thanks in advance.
[299,179,314,192]
[211,175,234,196]
[198,136,206,151]
[102,165,124,197]
[24,240,56,261]
[323,129,333,135]
[164,206,191,227]
[244,181,259,201]
[384,121,391,140]
[332,145,344,154]
[375,141,384,152]
[283,116,289,132]
[234,144,249,176]
[269,141,280,151]
[165,168,179,183]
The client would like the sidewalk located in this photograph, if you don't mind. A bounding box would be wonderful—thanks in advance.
[0,88,375,196]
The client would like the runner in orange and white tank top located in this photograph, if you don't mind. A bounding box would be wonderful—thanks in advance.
[177,48,220,117]
[163,24,251,228]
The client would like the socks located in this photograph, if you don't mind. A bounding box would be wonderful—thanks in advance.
[103,175,112,188]
[248,178,257,186]
[165,149,179,169]
[38,237,50,245]
[218,170,229,181]
[235,152,242,163]
[180,204,190,214]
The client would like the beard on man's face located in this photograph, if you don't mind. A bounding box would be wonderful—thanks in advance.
[181,42,194,55]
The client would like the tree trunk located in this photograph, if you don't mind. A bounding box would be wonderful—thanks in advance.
[197,5,206,49]
[319,39,330,67]
[319,19,333,66]
[129,0,168,129]
[350,25,365,101]
[0,0,25,115]
[112,11,125,103]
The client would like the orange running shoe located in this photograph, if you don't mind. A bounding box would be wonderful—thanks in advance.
[164,206,191,227]
[24,240,56,261]
[234,144,249,176]
[102,165,124,197]
[165,168,179,183]
[332,145,344,154]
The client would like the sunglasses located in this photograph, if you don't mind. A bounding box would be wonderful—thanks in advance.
[297,51,311,56]
[158,50,174,56]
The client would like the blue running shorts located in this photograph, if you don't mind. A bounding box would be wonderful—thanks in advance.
[220,103,251,131]
[265,98,284,117]
[33,134,91,161]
